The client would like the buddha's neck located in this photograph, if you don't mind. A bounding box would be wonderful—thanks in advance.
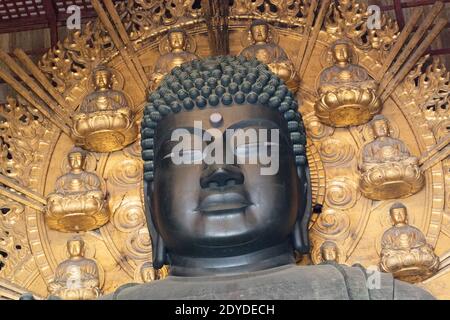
[71,168,83,174]
[168,241,295,277]
[394,222,407,227]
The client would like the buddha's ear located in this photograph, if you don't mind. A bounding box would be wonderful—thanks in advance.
[292,165,312,254]
[143,180,167,269]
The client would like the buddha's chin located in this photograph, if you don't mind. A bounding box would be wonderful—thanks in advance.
[193,211,274,249]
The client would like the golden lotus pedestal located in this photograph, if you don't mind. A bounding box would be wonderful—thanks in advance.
[84,130,133,153]
[72,111,138,153]
[46,210,109,233]
[46,195,110,232]
[391,266,437,283]
[315,88,381,127]
[359,162,425,201]
[51,287,100,300]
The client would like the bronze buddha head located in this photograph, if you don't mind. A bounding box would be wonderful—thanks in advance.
[141,56,311,275]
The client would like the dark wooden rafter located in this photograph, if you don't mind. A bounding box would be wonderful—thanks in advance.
[202,0,230,56]
[0,0,100,34]
[42,0,58,46]
[0,0,447,68]
[381,0,450,56]
[393,0,406,29]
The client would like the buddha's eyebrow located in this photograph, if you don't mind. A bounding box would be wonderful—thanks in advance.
[225,119,291,145]
[156,127,207,152]
[158,127,206,142]
[226,119,280,131]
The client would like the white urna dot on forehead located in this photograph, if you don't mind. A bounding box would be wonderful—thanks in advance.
[210,112,223,126]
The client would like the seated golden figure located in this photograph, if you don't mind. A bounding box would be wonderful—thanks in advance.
[320,241,339,263]
[315,40,381,127]
[149,28,199,91]
[380,203,439,282]
[359,115,424,200]
[48,237,102,300]
[72,66,138,153]
[45,148,109,232]
[139,262,168,283]
[240,20,300,92]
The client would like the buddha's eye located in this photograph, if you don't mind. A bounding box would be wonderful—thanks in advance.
[235,142,279,158]
[163,149,203,164]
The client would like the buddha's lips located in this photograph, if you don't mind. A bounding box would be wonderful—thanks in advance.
[197,192,252,214]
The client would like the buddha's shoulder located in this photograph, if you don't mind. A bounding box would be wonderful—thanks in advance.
[100,264,435,300]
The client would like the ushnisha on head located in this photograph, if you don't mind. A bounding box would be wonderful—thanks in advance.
[141,55,310,275]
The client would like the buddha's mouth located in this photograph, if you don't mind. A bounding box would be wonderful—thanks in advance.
[197,192,252,214]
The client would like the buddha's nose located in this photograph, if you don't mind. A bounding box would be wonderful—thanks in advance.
[200,165,244,189]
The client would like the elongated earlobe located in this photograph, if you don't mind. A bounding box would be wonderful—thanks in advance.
[292,165,312,254]
[144,181,168,269]
[153,234,167,269]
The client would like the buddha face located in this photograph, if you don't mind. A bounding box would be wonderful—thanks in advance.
[148,104,305,258]
[168,31,186,51]
[251,23,269,43]
[321,241,338,262]
[67,239,84,257]
[390,206,408,225]
[68,151,86,171]
[93,69,113,90]
[332,43,350,64]
[372,118,389,138]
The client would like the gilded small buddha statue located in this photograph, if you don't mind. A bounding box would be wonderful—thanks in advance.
[45,148,109,232]
[320,241,339,263]
[240,20,300,93]
[359,115,424,200]
[72,65,138,153]
[149,28,199,91]
[380,203,439,282]
[315,40,381,127]
[48,237,101,300]
[139,262,168,283]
